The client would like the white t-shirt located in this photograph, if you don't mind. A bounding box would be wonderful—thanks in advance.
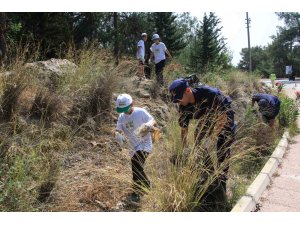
[150,42,167,64]
[136,40,145,61]
[116,107,154,157]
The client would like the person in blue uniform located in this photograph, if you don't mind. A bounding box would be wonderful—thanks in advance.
[252,93,281,128]
[169,78,236,211]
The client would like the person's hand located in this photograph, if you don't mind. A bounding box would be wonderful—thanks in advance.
[149,59,154,65]
[115,131,125,146]
[136,123,154,137]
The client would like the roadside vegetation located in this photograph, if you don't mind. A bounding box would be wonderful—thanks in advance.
[0,12,299,212]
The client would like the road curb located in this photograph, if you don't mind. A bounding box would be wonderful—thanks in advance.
[231,131,290,212]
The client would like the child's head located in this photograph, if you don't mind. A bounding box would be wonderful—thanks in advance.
[141,33,147,42]
[116,94,133,114]
[151,34,160,44]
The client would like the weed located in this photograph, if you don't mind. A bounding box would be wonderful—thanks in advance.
[30,89,63,124]
[278,96,299,128]
[0,73,27,121]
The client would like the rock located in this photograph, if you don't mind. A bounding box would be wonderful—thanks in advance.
[24,58,77,89]
[132,78,156,99]
[148,104,170,127]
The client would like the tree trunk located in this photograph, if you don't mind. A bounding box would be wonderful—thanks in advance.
[113,12,120,65]
[0,12,7,67]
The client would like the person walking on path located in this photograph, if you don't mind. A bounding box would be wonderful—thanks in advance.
[115,94,157,202]
[252,93,281,128]
[150,34,172,86]
[136,33,148,80]
[168,79,236,211]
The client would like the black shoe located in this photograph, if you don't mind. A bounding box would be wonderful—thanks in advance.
[130,192,140,203]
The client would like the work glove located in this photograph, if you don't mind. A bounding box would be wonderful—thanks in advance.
[136,122,154,137]
[115,131,125,146]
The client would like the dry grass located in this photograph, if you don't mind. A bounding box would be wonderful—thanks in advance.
[0,72,27,121]
[0,45,120,211]
[136,107,258,212]
[0,43,288,212]
[30,89,64,124]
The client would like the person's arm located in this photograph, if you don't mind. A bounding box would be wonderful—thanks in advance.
[178,105,191,148]
[252,95,259,107]
[251,99,256,107]
[136,46,142,57]
[115,116,124,145]
[251,94,260,107]
[150,52,154,61]
[165,49,172,59]
[181,127,188,148]
[213,113,227,137]
[137,109,157,137]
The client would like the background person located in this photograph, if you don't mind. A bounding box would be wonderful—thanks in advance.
[252,93,281,128]
[150,33,172,86]
[136,33,147,80]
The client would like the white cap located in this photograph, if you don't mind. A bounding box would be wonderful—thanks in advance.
[151,34,160,40]
[141,33,147,37]
[116,94,133,113]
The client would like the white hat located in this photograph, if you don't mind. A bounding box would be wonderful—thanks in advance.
[116,94,133,113]
[141,33,147,37]
[151,34,160,40]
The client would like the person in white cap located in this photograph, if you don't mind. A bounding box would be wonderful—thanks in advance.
[115,93,156,202]
[136,33,148,80]
[150,33,172,86]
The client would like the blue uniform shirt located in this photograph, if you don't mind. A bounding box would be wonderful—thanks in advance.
[252,94,281,119]
[252,94,281,107]
[178,85,235,130]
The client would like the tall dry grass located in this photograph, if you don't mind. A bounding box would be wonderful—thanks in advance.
[0,44,119,211]
[134,106,258,212]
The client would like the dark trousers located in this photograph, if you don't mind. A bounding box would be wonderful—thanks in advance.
[155,59,166,85]
[194,113,235,211]
[131,150,150,194]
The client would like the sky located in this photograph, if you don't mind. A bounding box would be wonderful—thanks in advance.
[191,12,285,66]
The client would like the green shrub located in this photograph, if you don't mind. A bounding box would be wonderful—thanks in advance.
[278,97,299,128]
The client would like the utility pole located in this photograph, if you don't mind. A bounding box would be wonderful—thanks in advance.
[246,12,252,73]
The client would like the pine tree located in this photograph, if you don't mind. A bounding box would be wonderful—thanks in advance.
[152,12,186,55]
[190,12,229,73]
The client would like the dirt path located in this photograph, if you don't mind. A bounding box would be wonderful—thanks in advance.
[258,88,300,211]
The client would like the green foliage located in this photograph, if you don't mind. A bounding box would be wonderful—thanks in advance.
[237,12,300,77]
[278,96,299,127]
[0,124,70,211]
[152,12,186,55]
[238,46,273,76]
[189,13,230,73]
